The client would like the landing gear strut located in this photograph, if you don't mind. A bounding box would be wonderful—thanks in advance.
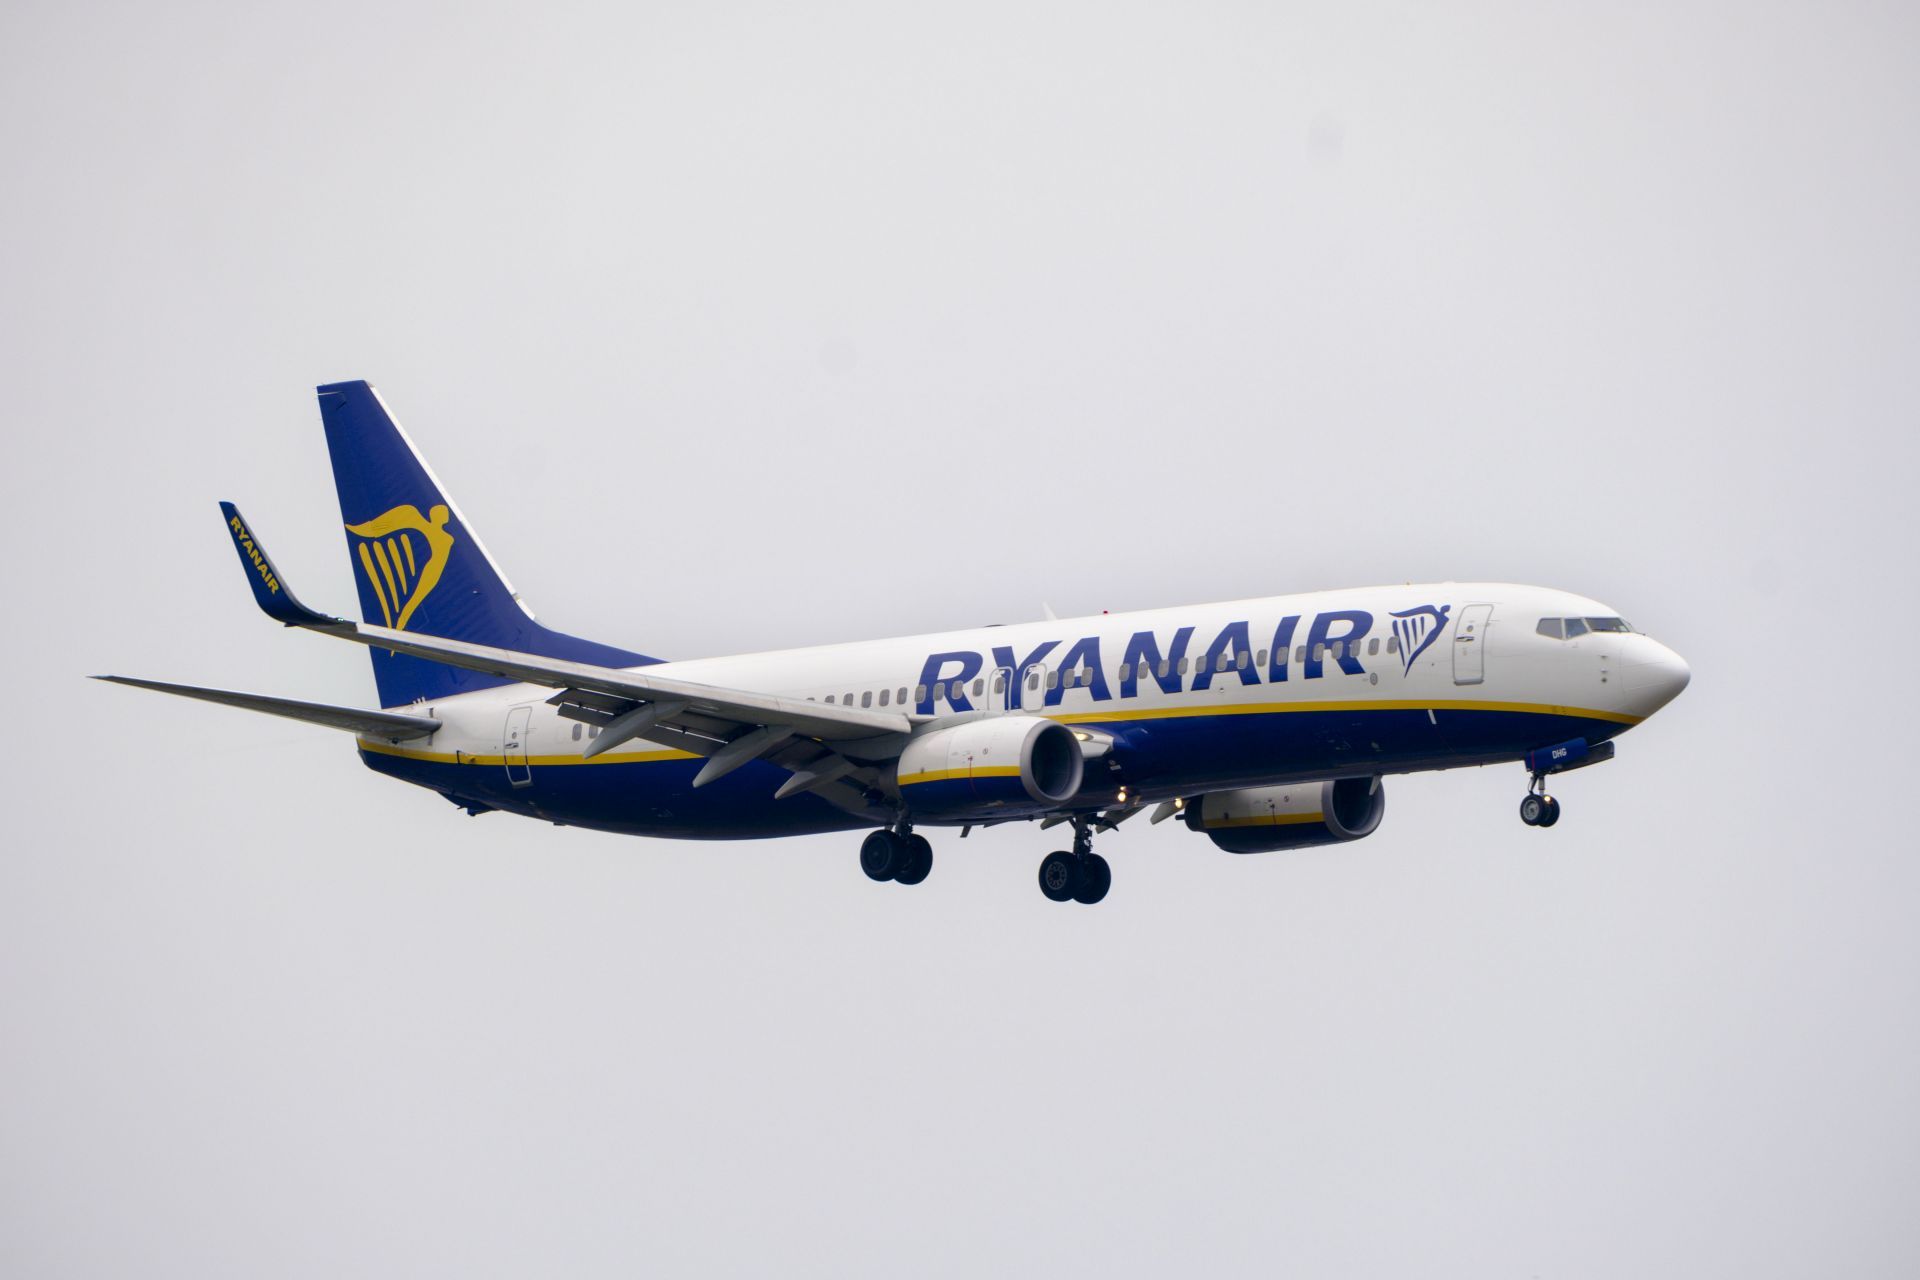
[1518,774,1561,828]
[1038,817,1111,905]
[861,822,933,885]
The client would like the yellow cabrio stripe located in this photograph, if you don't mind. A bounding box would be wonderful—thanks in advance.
[359,740,699,766]
[1051,697,1642,727]
[899,765,1022,786]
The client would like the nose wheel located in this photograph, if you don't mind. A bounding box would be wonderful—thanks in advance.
[1038,819,1111,904]
[1518,777,1561,828]
[1518,793,1560,826]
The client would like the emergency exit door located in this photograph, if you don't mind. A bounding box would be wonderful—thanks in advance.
[503,705,533,787]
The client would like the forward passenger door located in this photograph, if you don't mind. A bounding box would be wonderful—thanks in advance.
[1453,604,1493,685]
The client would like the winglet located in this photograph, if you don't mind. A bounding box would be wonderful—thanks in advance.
[219,502,338,626]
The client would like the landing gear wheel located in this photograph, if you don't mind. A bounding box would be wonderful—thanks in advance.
[894,834,934,885]
[1038,850,1078,902]
[1519,794,1562,827]
[861,829,904,881]
[1071,853,1111,905]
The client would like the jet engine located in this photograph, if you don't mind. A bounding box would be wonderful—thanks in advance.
[895,716,1084,821]
[1184,777,1386,853]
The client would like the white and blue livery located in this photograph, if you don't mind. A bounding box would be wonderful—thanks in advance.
[101,381,1692,905]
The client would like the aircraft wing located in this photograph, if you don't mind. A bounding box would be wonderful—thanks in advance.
[219,503,911,796]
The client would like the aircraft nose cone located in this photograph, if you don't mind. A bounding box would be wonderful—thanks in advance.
[1623,637,1691,713]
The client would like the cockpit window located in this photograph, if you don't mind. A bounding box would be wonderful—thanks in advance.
[1537,615,1634,640]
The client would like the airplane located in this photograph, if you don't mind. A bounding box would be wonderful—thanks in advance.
[99,381,1692,905]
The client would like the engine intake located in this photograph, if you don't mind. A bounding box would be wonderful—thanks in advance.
[895,716,1084,821]
[1185,777,1386,853]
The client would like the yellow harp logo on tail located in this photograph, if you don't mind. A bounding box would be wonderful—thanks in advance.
[345,504,455,631]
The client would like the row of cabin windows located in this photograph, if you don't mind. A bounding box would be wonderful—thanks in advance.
[569,723,603,741]
[807,636,1405,707]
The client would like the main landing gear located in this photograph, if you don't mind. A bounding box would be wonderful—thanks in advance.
[861,824,933,886]
[1038,818,1111,906]
[1518,775,1561,828]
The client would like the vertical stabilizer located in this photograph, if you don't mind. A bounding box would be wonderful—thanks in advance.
[316,381,654,707]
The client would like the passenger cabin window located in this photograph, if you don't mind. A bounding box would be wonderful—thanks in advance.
[879,689,890,706]
[861,691,872,708]
[1368,638,1379,656]
[1047,670,1060,689]
[972,678,984,697]
[825,694,836,704]
[571,723,582,740]
[1386,636,1399,654]
[914,684,927,702]
[1295,645,1306,664]
[1256,648,1268,667]
[1157,660,1170,678]
[898,687,908,703]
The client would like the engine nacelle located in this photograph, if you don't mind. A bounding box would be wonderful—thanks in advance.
[1184,777,1386,853]
[895,716,1084,821]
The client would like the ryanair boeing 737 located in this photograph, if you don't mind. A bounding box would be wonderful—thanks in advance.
[101,382,1691,904]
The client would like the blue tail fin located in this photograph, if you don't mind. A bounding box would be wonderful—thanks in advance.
[317,381,654,707]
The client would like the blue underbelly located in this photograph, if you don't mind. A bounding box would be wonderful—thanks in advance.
[361,704,1628,837]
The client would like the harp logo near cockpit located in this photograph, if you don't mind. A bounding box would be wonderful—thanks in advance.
[345,503,455,631]
[1389,604,1451,676]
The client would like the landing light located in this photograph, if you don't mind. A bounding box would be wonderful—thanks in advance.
[1072,731,1090,741]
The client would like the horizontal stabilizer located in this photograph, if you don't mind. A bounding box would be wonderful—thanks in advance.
[94,676,437,741]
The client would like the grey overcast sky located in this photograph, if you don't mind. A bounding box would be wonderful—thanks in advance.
[3,2,1916,1275]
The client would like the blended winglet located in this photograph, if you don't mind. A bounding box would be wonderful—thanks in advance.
[219,501,338,626]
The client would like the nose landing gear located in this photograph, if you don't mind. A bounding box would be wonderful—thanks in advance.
[1518,776,1561,828]
[1519,793,1560,826]
[1038,818,1111,905]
